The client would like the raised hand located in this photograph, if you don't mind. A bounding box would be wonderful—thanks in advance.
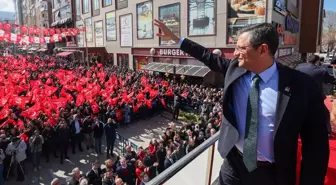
[154,19,180,43]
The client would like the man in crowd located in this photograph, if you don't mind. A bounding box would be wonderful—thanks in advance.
[154,19,329,185]
[86,160,103,185]
[70,114,83,154]
[104,118,117,159]
[296,55,336,138]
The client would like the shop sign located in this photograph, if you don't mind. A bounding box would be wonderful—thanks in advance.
[277,47,293,58]
[285,15,300,33]
[158,48,189,57]
[284,34,297,45]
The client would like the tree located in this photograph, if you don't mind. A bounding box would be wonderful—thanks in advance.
[323,11,336,53]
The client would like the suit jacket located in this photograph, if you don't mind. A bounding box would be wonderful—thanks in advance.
[70,119,82,136]
[164,158,175,170]
[180,38,329,185]
[86,168,103,185]
[296,63,335,90]
[93,122,104,138]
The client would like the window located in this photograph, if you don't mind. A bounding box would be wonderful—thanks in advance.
[93,0,99,10]
[82,0,89,13]
[76,0,81,16]
[103,0,111,7]
[92,0,100,16]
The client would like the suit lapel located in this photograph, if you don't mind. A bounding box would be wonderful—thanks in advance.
[273,63,291,140]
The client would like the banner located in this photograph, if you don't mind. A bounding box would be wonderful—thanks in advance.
[159,3,180,46]
[188,0,216,36]
[106,11,117,41]
[94,21,104,47]
[120,14,133,47]
[227,0,266,44]
[136,1,153,39]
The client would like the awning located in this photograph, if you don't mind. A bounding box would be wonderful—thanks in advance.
[142,63,211,77]
[38,48,47,52]
[57,51,73,57]
[277,54,301,69]
[51,17,72,27]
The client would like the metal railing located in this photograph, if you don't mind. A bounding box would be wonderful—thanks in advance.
[145,132,220,185]
[114,132,138,156]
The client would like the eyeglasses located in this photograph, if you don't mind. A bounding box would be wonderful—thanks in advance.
[234,45,252,53]
[234,43,263,53]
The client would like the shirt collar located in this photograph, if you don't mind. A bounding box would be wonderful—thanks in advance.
[250,61,277,83]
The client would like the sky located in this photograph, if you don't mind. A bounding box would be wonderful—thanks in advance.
[0,0,15,12]
[324,0,336,11]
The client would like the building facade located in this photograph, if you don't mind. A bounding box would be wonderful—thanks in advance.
[72,0,322,71]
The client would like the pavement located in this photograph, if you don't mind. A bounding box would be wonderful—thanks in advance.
[6,112,183,185]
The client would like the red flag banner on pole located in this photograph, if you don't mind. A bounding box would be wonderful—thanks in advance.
[21,26,27,34]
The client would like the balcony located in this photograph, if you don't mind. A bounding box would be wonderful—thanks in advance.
[146,132,221,185]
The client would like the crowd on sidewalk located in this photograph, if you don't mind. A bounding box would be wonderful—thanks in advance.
[0,54,223,185]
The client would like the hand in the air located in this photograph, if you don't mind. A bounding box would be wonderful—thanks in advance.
[154,19,180,43]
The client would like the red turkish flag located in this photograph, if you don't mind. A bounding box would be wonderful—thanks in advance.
[58,35,62,41]
[0,105,10,120]
[21,26,27,34]
[4,23,11,32]
[17,119,25,130]
[49,28,55,35]
[49,37,54,43]
[55,28,61,34]
[43,28,49,36]
[28,27,35,34]
[3,32,10,41]
[34,28,40,35]
[40,37,45,44]
[17,34,22,42]
[73,28,78,35]
[29,36,34,44]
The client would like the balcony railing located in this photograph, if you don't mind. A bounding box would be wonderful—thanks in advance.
[146,132,221,185]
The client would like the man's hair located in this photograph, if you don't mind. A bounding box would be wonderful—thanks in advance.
[307,55,320,64]
[238,23,279,56]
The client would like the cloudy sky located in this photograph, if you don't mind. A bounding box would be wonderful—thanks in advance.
[0,0,15,12]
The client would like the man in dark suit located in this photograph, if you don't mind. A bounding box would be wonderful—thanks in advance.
[104,118,117,159]
[296,55,335,90]
[154,20,329,185]
[92,117,104,154]
[296,55,335,138]
[86,160,103,185]
[69,114,83,154]
[164,150,175,170]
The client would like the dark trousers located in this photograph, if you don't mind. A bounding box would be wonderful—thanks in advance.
[71,134,83,153]
[172,108,179,120]
[219,147,276,185]
[106,140,115,156]
[43,143,58,162]
[59,142,69,163]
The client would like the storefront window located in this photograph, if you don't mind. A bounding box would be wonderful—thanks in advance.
[117,54,129,69]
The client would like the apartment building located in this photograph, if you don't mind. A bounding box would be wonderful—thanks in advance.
[72,0,323,80]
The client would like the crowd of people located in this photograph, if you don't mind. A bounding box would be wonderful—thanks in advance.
[0,53,222,184]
